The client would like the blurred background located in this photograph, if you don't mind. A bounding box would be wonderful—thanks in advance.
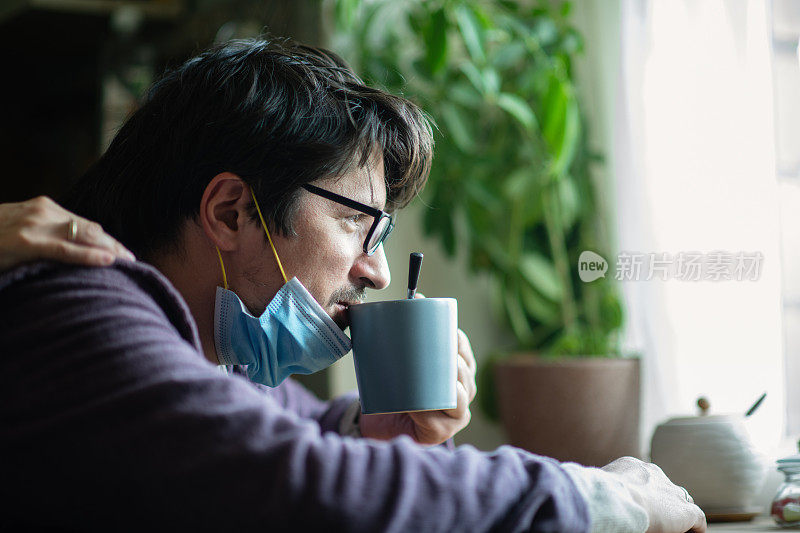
[3,0,800,480]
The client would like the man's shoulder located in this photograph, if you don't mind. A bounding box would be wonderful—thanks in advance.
[0,260,201,351]
[1,258,168,293]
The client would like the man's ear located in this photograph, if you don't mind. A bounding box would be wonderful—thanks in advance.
[199,172,252,252]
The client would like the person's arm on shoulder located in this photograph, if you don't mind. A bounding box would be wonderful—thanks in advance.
[0,196,134,271]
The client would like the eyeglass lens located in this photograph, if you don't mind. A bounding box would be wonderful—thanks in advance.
[367,215,392,253]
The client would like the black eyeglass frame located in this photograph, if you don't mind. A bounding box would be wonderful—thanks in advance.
[302,183,394,255]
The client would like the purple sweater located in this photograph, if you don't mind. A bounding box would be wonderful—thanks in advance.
[0,260,589,532]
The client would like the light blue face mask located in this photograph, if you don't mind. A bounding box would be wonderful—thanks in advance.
[212,191,352,387]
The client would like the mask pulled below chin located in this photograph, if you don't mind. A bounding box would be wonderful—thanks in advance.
[213,277,352,387]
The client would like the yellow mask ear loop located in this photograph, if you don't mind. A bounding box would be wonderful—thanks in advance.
[216,247,229,290]
[213,191,288,290]
[251,191,289,284]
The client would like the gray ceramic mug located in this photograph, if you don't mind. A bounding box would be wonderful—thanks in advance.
[349,298,458,414]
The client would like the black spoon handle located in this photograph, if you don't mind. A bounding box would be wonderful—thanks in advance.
[407,252,423,299]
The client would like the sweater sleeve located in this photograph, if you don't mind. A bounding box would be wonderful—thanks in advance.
[0,262,590,532]
[254,377,360,435]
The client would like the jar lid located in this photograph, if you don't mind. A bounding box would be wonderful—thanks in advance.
[777,455,800,474]
[659,414,740,425]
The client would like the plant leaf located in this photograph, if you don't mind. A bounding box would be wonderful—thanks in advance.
[600,287,624,332]
[501,167,537,200]
[483,239,511,270]
[460,62,485,94]
[455,5,486,63]
[520,282,560,324]
[560,27,584,55]
[439,102,475,152]
[557,175,581,230]
[448,82,483,107]
[494,41,527,69]
[552,94,580,176]
[482,67,501,96]
[497,93,538,134]
[519,252,563,301]
[542,75,566,151]
[504,284,535,345]
[334,0,362,29]
[464,179,501,213]
[549,329,585,356]
[542,75,580,176]
[423,9,449,74]
[531,16,559,48]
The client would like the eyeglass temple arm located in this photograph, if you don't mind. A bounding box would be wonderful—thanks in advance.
[302,184,384,218]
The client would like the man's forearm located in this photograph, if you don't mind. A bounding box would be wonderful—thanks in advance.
[0,262,590,531]
[253,375,359,435]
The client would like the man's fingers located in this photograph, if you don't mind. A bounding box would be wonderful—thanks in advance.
[691,507,707,533]
[669,487,705,532]
[457,329,476,373]
[457,354,477,402]
[680,489,705,533]
[681,502,707,533]
[442,380,470,422]
[405,380,472,445]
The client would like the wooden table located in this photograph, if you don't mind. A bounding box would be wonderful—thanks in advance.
[707,516,785,531]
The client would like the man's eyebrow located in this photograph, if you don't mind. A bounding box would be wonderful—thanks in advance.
[354,183,385,210]
[327,192,383,212]
[364,198,384,210]
[347,198,384,211]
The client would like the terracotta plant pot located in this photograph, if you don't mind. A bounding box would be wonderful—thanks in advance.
[494,356,640,467]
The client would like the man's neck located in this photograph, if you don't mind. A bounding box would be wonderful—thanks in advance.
[150,225,221,366]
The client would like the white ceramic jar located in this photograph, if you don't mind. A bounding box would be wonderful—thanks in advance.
[650,414,768,516]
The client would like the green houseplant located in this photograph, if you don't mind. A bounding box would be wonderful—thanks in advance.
[333,0,636,465]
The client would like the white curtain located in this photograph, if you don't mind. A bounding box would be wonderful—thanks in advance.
[616,0,785,455]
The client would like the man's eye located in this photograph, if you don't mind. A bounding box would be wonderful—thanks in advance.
[347,214,367,224]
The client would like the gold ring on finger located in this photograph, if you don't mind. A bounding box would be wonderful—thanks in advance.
[68,219,78,242]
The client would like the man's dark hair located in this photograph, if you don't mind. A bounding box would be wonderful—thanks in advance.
[66,38,433,260]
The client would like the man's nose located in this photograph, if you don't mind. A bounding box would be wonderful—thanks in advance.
[353,243,391,290]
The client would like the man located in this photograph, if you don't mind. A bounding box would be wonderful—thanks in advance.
[0,39,705,532]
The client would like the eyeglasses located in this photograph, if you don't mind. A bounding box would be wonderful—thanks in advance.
[302,184,395,256]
